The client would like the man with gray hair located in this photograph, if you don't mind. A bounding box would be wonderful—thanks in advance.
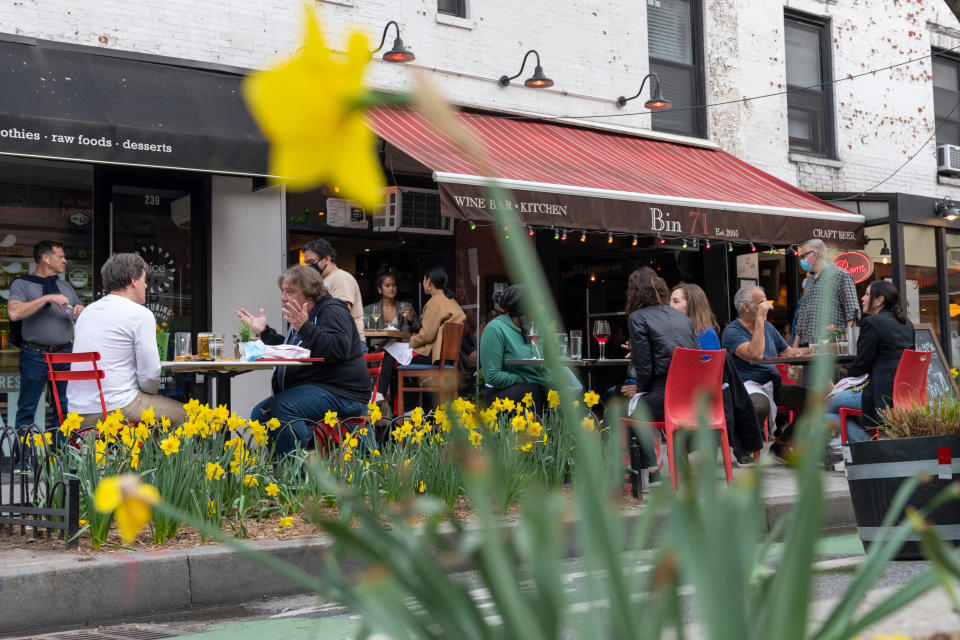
[721,285,809,458]
[794,238,859,347]
[68,253,187,426]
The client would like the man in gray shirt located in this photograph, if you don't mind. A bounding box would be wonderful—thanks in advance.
[8,241,84,430]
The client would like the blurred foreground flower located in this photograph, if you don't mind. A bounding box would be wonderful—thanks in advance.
[93,474,160,543]
[243,7,384,209]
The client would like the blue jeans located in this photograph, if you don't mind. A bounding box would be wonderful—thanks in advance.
[252,384,366,458]
[825,388,869,443]
[16,344,71,430]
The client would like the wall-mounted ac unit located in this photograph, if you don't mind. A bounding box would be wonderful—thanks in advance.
[374,186,452,235]
[938,144,960,175]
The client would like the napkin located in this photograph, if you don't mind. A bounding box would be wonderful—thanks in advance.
[384,340,414,366]
[827,374,869,398]
[263,344,312,359]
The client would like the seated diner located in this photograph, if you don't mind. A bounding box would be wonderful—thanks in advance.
[364,271,421,352]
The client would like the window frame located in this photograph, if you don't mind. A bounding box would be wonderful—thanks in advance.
[784,9,836,158]
[438,0,467,18]
[932,49,960,148]
[647,0,707,139]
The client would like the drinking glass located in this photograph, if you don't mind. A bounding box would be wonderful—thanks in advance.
[528,321,540,359]
[369,303,382,327]
[197,332,214,360]
[174,332,192,360]
[398,302,412,325]
[208,335,224,360]
[569,330,583,360]
[556,332,568,358]
[593,320,611,360]
[835,336,849,356]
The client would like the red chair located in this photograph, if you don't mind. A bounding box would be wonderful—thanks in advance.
[313,352,385,450]
[43,351,108,426]
[838,349,931,444]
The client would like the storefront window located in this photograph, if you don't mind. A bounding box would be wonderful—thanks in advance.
[0,156,93,429]
[946,231,960,365]
[903,225,941,337]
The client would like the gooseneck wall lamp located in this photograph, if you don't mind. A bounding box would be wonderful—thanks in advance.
[936,196,960,221]
[373,21,416,63]
[864,236,892,265]
[616,72,672,110]
[498,50,553,88]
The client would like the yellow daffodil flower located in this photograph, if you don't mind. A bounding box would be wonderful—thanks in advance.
[266,417,282,431]
[372,449,381,457]
[418,481,425,493]
[206,461,226,481]
[95,439,108,467]
[243,474,259,487]
[324,410,339,427]
[521,392,534,408]
[344,450,353,462]
[243,8,384,209]
[139,406,156,426]
[468,430,483,447]
[160,435,180,456]
[581,416,596,431]
[367,402,382,424]
[511,414,527,432]
[265,482,280,497]
[547,389,560,409]
[520,442,533,452]
[93,474,160,543]
[410,407,423,427]
[279,516,294,530]
[501,398,516,413]
[584,390,600,408]
[59,412,84,437]
[527,421,543,438]
[348,437,359,448]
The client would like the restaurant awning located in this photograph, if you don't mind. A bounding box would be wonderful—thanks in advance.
[367,107,864,248]
[0,38,269,176]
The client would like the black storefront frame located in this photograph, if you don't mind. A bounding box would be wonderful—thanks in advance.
[92,164,212,337]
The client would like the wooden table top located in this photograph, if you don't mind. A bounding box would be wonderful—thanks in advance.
[363,330,411,339]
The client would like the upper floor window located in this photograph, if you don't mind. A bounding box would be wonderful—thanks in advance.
[933,52,960,146]
[784,11,835,157]
[438,0,467,18]
[646,0,706,138]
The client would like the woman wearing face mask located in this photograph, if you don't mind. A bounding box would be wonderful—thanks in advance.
[824,281,914,442]
[669,283,721,350]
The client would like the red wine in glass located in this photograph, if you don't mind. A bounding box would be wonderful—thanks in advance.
[593,320,611,360]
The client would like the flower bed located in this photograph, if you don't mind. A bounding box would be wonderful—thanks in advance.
[37,390,603,549]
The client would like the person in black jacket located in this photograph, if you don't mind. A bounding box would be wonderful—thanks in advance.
[237,265,370,458]
[625,267,700,478]
[825,281,914,439]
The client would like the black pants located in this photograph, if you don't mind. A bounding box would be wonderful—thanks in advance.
[483,383,547,414]
[749,383,808,441]
[378,352,432,396]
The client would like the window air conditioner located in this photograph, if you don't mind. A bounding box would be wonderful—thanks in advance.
[374,186,452,235]
[937,144,960,176]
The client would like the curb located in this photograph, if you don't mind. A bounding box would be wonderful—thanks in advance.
[0,491,857,636]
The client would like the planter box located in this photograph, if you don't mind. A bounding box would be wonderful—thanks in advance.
[845,434,960,560]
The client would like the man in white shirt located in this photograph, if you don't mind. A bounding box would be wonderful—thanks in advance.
[68,253,187,426]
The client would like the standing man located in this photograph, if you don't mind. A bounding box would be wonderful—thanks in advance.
[8,241,84,431]
[301,239,366,347]
[794,238,860,347]
[68,253,187,427]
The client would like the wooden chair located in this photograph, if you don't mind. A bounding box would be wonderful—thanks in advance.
[43,351,108,434]
[396,323,464,416]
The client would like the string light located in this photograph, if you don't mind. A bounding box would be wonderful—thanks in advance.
[527,225,535,237]
[607,232,613,244]
[468,220,476,230]
[657,233,665,245]
[554,228,560,240]
[589,273,597,282]
[580,231,587,242]
[728,243,733,253]
[705,239,711,250]
[681,239,688,249]
[632,235,638,246]
[750,242,756,252]
[561,229,568,241]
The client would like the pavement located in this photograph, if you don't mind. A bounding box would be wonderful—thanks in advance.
[0,459,861,638]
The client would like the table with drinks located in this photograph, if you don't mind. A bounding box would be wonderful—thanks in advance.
[162,331,314,408]
[506,320,628,387]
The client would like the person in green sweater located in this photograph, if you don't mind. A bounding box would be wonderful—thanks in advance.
[479,285,553,411]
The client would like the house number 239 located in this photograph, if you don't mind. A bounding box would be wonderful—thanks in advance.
[144,194,161,205]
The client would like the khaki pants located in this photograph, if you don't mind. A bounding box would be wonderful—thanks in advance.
[78,390,187,428]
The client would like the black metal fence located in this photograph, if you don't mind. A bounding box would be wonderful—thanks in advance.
[0,426,80,548]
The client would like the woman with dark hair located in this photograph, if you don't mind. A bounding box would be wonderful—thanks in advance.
[669,283,721,350]
[825,280,915,440]
[626,267,700,481]
[237,265,369,458]
[364,271,420,351]
[478,285,550,409]
[407,266,466,365]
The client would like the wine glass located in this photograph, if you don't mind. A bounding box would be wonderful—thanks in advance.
[593,320,611,360]
[528,321,540,359]
[369,303,382,327]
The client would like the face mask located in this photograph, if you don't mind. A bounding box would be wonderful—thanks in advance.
[799,258,813,272]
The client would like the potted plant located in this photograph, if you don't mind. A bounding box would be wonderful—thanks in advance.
[236,320,255,360]
[844,395,960,559]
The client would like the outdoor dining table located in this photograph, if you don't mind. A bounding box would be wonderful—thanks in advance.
[363,330,411,339]
[748,354,856,365]
[504,357,631,388]
[160,358,321,409]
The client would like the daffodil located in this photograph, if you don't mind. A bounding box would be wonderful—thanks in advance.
[410,407,423,427]
[278,516,294,530]
[139,406,156,426]
[584,390,600,408]
[93,474,160,543]
[521,392,534,408]
[324,410,339,427]
[243,474,259,487]
[266,417,282,431]
[160,435,180,456]
[367,402,382,424]
[547,389,560,409]
[206,461,226,481]
[243,8,385,209]
[265,482,280,497]
[581,416,596,431]
[511,414,527,432]
[418,481,425,493]
[59,412,84,437]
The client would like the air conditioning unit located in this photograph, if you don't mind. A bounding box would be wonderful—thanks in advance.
[374,186,452,235]
[938,144,960,175]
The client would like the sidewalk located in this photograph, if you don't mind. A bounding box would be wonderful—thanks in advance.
[0,464,856,637]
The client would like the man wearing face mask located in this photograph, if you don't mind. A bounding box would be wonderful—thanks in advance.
[8,240,84,432]
[794,238,860,348]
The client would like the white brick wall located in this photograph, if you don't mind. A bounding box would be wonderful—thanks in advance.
[3,0,960,199]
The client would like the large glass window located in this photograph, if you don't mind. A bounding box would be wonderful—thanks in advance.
[903,225,942,337]
[785,11,834,156]
[438,0,467,18]
[647,0,705,138]
[0,157,93,429]
[933,53,960,146]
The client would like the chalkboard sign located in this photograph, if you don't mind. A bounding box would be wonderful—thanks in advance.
[913,324,959,400]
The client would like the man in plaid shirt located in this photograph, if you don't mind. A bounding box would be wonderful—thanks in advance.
[794,238,860,346]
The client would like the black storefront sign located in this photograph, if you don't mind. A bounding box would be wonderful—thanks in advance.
[0,37,269,176]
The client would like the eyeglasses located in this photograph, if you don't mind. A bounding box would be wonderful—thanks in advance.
[800,250,816,259]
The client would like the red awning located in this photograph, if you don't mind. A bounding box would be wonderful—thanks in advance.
[366,107,864,248]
